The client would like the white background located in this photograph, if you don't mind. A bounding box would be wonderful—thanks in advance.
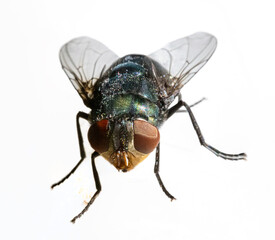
[1,0,274,239]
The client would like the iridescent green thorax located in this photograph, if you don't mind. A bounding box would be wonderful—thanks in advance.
[90,55,166,127]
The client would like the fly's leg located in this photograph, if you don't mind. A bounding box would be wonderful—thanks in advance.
[51,111,89,189]
[71,152,101,223]
[168,101,247,161]
[154,144,176,201]
[177,97,206,113]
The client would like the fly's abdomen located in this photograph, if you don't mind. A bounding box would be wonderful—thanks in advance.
[101,55,159,103]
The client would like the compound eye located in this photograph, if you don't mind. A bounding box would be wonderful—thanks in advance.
[88,119,109,153]
[133,120,160,154]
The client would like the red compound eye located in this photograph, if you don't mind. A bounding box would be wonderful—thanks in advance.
[88,119,109,153]
[133,120,160,154]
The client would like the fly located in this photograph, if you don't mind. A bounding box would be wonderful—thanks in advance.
[51,32,247,223]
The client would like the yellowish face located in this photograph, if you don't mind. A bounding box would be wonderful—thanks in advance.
[88,119,160,172]
[100,141,149,172]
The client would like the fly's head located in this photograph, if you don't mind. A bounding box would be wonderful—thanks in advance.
[88,118,160,172]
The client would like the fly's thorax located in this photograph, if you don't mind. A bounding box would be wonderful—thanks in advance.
[89,54,169,127]
[88,118,160,172]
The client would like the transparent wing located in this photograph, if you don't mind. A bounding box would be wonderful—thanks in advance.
[59,37,119,102]
[149,32,217,99]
